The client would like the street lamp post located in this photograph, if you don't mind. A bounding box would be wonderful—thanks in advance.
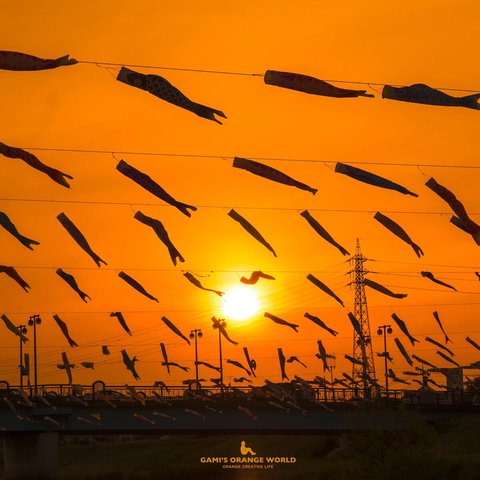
[17,324,27,388]
[28,314,41,394]
[326,354,336,401]
[189,328,202,390]
[377,324,393,399]
[327,354,336,385]
[212,318,226,395]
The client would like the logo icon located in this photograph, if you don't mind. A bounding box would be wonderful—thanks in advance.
[240,440,256,456]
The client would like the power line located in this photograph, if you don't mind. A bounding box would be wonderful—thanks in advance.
[383,283,480,295]
[77,60,480,93]
[371,270,479,275]
[15,146,480,169]
[370,271,480,281]
[5,298,480,318]
[371,259,480,270]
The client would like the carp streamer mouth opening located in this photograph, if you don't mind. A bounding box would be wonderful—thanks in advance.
[222,286,259,321]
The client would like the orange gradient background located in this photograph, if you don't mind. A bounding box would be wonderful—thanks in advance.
[0,0,479,387]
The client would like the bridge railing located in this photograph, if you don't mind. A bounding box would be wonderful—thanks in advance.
[0,381,478,406]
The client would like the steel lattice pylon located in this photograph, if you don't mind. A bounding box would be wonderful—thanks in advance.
[350,239,376,395]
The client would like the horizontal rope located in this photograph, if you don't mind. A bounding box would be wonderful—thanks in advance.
[1,197,475,215]
[15,146,480,169]
[77,60,480,92]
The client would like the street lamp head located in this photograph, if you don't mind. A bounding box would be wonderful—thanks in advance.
[189,332,195,339]
[327,355,336,369]
[377,328,383,336]
[198,330,203,338]
[21,327,27,334]
[29,315,41,325]
[387,327,393,334]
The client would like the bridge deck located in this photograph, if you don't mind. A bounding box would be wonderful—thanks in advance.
[0,383,478,434]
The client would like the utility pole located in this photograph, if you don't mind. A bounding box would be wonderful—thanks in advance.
[212,318,227,395]
[327,354,336,385]
[28,314,41,394]
[189,329,202,390]
[349,239,376,397]
[17,324,27,388]
[24,353,31,388]
[326,354,336,402]
[377,324,393,399]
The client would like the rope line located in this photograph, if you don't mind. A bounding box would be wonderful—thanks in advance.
[15,146,480,169]
[2,197,476,215]
[77,60,480,92]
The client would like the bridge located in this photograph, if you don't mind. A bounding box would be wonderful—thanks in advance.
[1,382,479,479]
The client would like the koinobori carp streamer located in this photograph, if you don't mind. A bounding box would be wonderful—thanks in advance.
[0,142,73,188]
[421,271,457,291]
[277,347,288,381]
[134,211,185,265]
[56,268,91,302]
[426,177,480,245]
[118,271,159,302]
[121,349,140,381]
[391,313,419,346]
[117,66,226,123]
[382,83,480,110]
[117,160,196,217]
[110,311,132,336]
[233,156,317,195]
[183,271,223,296]
[0,50,77,71]
[300,210,350,256]
[1,314,28,343]
[304,312,338,336]
[57,212,107,267]
[433,311,451,344]
[0,266,30,292]
[335,162,418,197]
[160,315,190,345]
[306,273,344,307]
[0,211,40,250]
[264,70,374,98]
[363,278,407,299]
[240,270,275,284]
[53,314,78,348]
[228,209,277,257]
[264,312,299,332]
[374,212,424,258]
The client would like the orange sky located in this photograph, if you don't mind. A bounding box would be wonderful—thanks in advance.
[1,0,480,388]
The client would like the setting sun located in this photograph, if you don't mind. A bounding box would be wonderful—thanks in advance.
[221,286,260,321]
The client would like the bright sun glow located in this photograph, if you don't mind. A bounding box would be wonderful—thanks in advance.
[222,286,260,321]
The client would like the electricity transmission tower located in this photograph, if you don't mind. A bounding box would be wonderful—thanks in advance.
[349,239,376,396]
